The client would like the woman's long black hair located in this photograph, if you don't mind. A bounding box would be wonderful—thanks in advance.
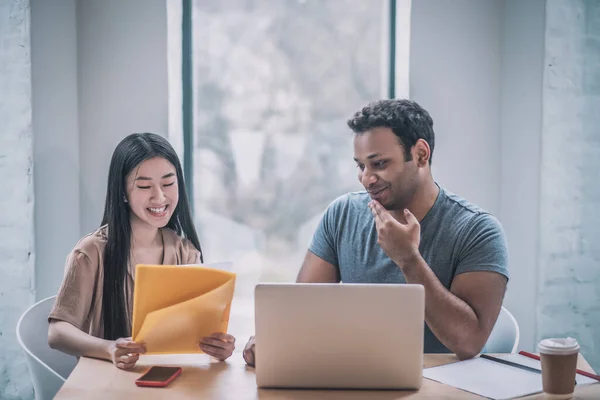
[101,133,203,340]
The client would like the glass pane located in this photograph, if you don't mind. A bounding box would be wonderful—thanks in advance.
[191,0,386,341]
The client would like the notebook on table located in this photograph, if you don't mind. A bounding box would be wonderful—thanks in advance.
[423,353,597,400]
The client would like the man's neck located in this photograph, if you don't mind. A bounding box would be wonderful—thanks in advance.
[390,176,439,222]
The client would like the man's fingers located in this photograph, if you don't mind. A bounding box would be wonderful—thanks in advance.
[368,202,383,228]
[243,347,255,366]
[404,208,418,225]
[369,200,393,223]
[369,201,377,217]
[243,339,255,366]
[243,336,256,366]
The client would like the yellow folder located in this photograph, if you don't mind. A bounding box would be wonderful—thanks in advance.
[131,264,236,354]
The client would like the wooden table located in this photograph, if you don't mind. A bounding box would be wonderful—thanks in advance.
[55,350,599,399]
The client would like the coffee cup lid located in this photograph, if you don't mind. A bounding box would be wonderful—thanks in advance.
[538,337,580,355]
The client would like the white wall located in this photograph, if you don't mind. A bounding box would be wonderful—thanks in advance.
[29,0,171,298]
[167,0,184,158]
[393,0,412,99]
[538,0,600,370]
[499,0,546,354]
[0,1,35,398]
[409,0,502,216]
[77,0,170,234]
[31,0,81,300]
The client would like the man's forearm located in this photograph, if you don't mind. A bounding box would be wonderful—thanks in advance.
[397,253,484,359]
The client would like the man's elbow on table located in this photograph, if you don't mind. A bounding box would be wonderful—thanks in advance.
[454,345,481,361]
[452,329,489,361]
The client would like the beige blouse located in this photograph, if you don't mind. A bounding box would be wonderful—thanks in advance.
[49,226,201,339]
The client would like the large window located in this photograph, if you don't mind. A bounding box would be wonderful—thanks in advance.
[182,0,394,341]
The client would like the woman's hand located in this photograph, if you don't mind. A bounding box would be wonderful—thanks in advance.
[108,337,146,370]
[199,332,236,361]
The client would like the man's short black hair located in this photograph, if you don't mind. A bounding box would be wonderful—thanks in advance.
[347,99,435,164]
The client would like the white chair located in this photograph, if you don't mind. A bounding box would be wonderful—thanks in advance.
[482,306,520,353]
[16,296,77,400]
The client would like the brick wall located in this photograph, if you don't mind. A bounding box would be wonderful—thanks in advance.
[539,0,600,371]
[0,0,35,398]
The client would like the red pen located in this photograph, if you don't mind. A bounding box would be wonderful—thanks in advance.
[519,351,600,382]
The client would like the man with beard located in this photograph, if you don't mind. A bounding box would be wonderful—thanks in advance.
[243,99,509,364]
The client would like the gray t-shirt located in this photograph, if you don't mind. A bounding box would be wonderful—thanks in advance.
[308,184,509,353]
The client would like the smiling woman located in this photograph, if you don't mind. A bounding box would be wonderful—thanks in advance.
[126,158,179,229]
[47,133,237,370]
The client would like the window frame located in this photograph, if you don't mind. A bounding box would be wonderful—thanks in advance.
[180,0,398,214]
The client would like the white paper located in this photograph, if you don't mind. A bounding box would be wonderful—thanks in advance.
[498,354,596,385]
[423,354,596,400]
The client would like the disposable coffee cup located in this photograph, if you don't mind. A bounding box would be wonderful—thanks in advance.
[538,338,580,399]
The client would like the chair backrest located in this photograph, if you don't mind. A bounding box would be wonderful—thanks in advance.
[16,296,77,400]
[482,306,520,354]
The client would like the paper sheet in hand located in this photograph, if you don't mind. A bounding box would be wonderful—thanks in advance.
[423,354,596,400]
[131,263,236,354]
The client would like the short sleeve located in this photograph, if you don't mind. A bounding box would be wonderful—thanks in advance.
[308,199,342,267]
[48,251,97,330]
[183,238,202,264]
[455,214,509,280]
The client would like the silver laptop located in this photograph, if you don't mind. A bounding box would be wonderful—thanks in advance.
[254,283,425,389]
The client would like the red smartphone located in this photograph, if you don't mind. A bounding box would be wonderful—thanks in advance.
[135,366,182,388]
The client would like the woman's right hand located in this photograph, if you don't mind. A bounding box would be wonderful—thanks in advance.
[108,337,146,370]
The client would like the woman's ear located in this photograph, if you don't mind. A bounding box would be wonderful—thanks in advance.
[123,196,128,203]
